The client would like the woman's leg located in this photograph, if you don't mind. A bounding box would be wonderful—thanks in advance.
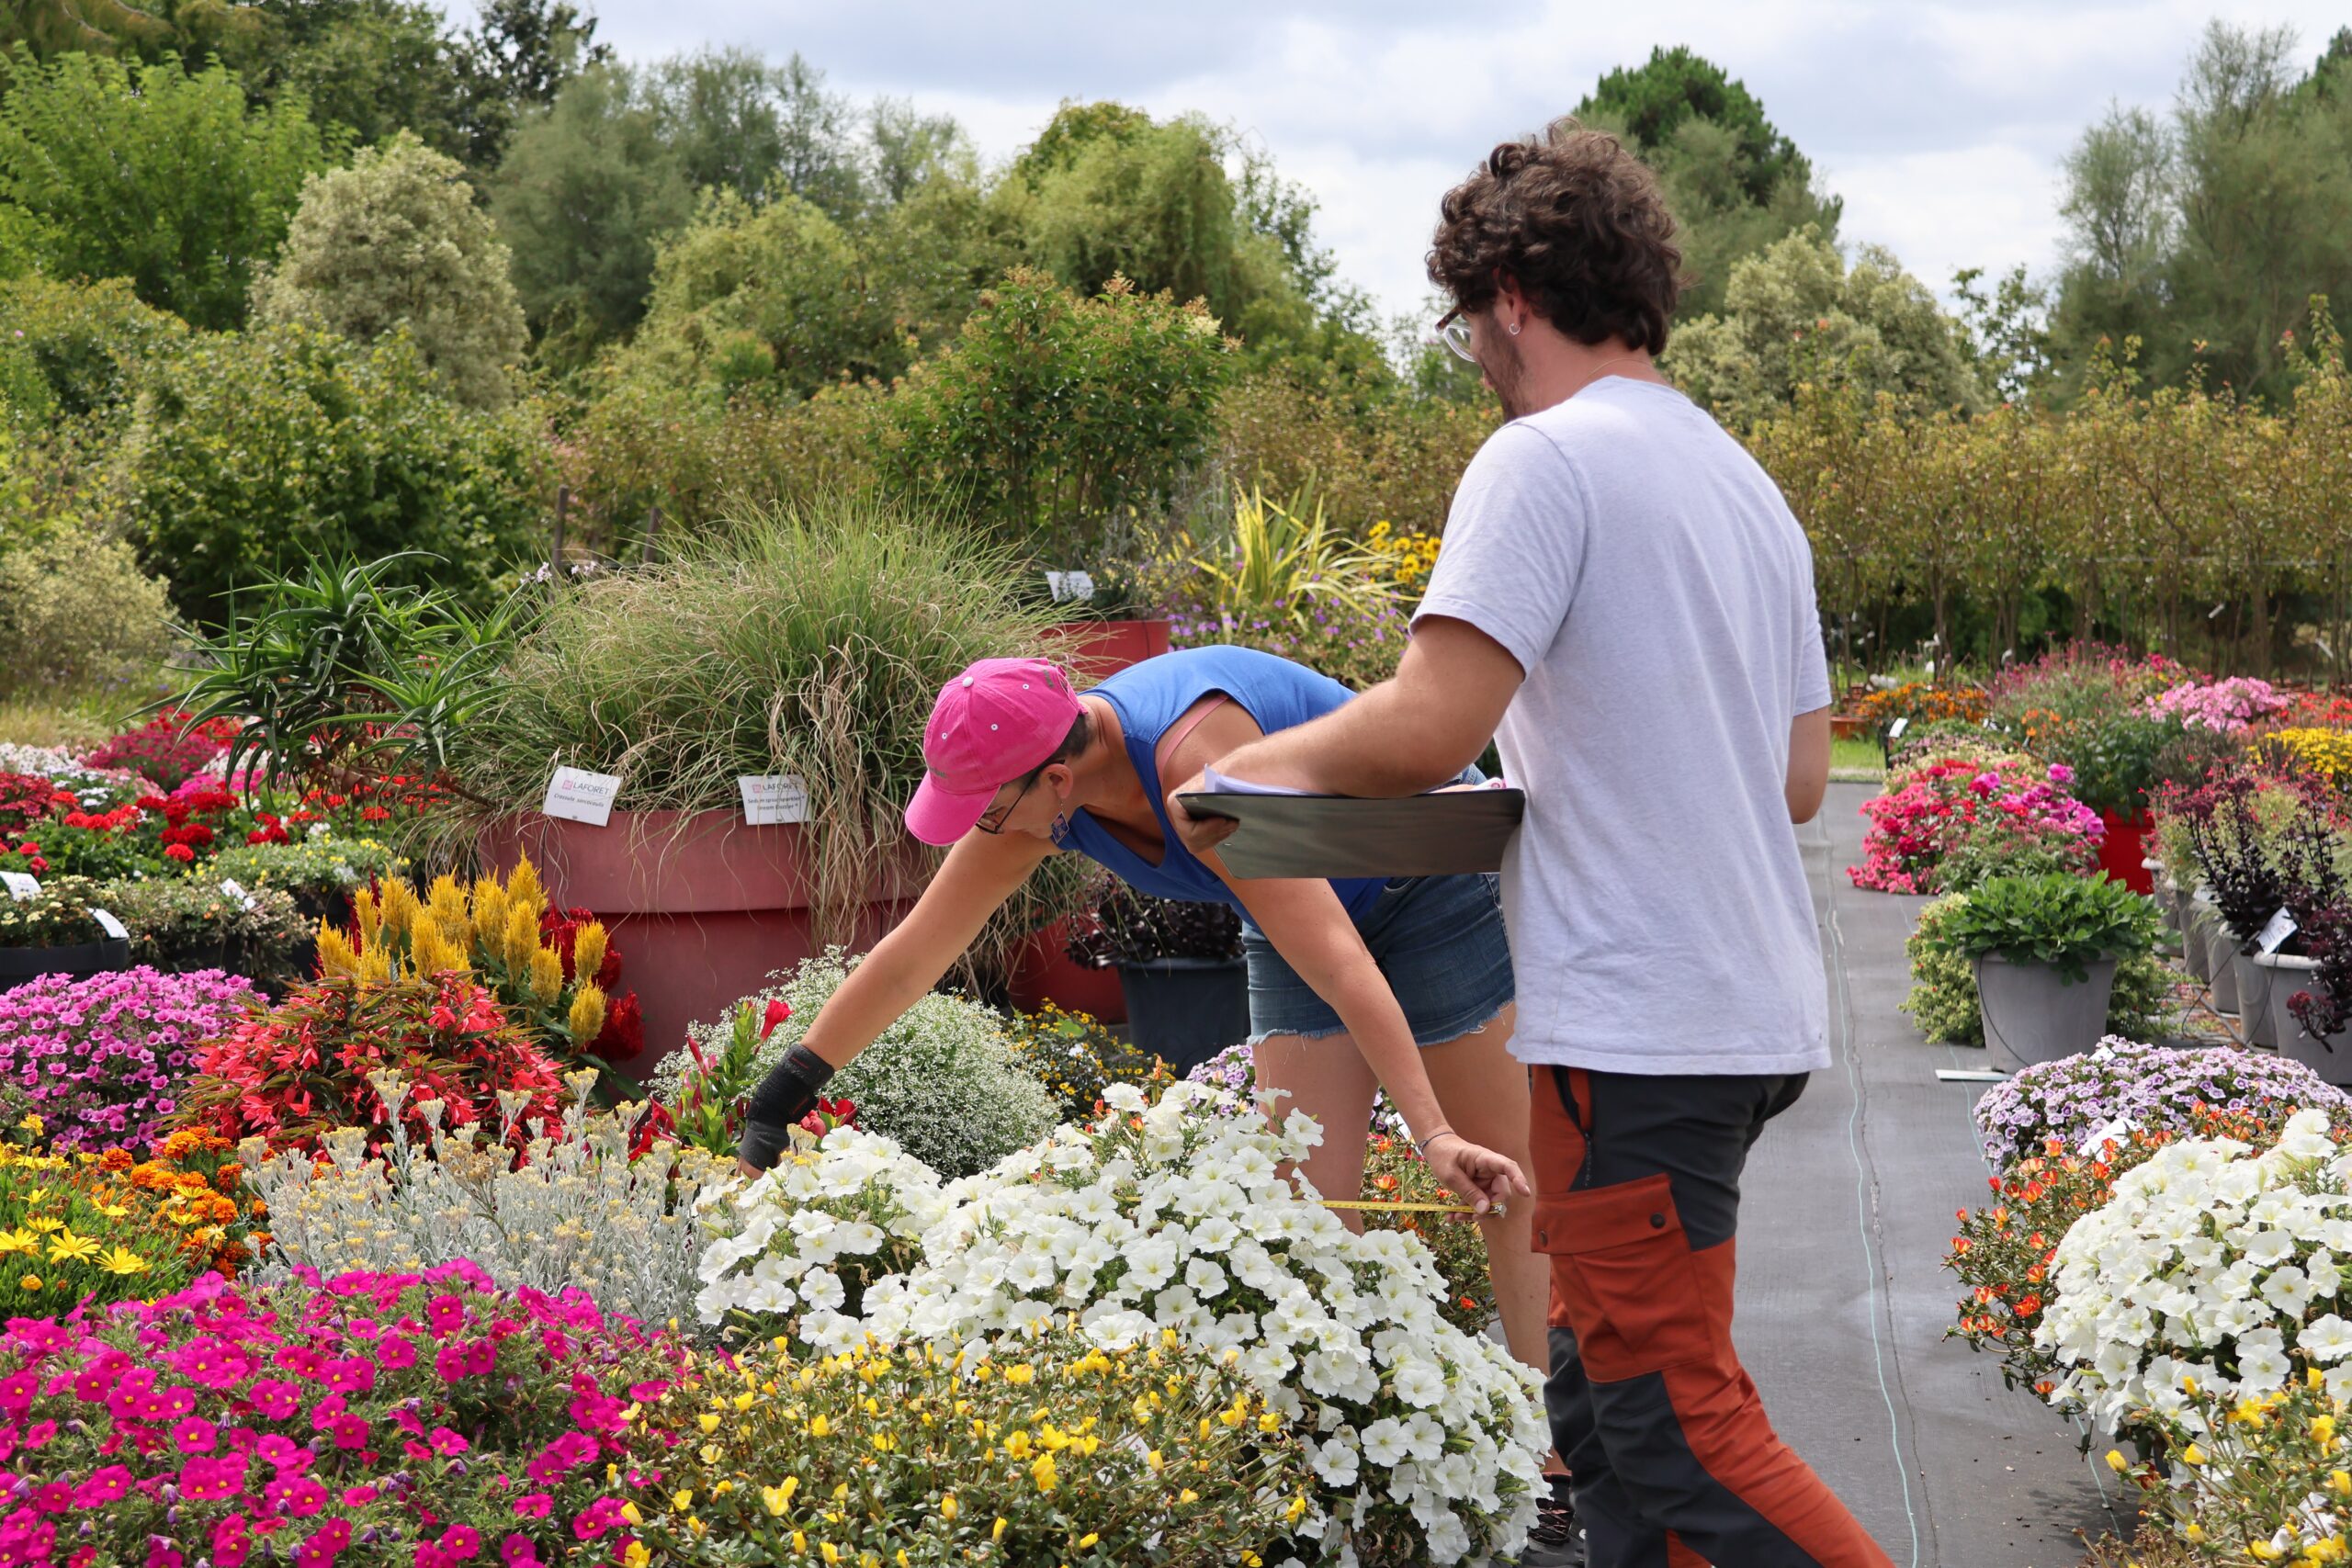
[1417,1003,1547,1382]
[1250,1031,1379,1231]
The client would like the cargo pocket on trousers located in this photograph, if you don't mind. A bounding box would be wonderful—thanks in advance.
[1530,1172,1711,1382]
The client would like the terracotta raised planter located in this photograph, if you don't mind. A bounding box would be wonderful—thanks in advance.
[2097,811,2154,894]
[1039,618,1172,682]
[1829,714,1871,743]
[478,810,930,1074]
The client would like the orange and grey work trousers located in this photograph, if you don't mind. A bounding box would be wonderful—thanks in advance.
[1532,1065,1895,1568]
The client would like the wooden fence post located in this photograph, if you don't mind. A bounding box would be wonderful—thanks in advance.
[550,484,569,579]
[643,505,662,565]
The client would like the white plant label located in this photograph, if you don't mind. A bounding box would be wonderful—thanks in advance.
[543,765,622,827]
[91,908,128,942]
[1886,716,1909,739]
[737,773,810,827]
[0,872,36,901]
[1044,570,1096,604]
[2257,907,2299,954]
[220,878,259,912]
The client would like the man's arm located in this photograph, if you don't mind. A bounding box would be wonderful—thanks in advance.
[1786,706,1831,824]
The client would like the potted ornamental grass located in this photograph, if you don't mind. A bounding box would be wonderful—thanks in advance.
[1066,875,1248,1074]
[0,874,130,989]
[451,497,1063,1063]
[1925,871,2159,1070]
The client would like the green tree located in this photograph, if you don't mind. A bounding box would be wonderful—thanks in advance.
[452,0,608,168]
[489,61,691,369]
[251,135,527,408]
[1577,46,1842,318]
[1664,226,1987,432]
[115,321,551,622]
[236,0,470,158]
[0,275,187,428]
[0,51,336,330]
[0,0,266,64]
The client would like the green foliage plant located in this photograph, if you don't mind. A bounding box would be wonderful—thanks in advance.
[1925,872,2161,984]
[98,873,312,991]
[0,51,336,330]
[251,133,529,410]
[1903,889,2177,1045]
[116,323,552,623]
[0,526,174,699]
[0,275,187,430]
[1181,481,1398,633]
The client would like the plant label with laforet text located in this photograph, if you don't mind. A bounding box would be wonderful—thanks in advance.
[543,766,622,827]
[2258,908,2298,954]
[0,872,36,901]
[738,774,810,826]
[220,879,259,912]
[91,908,128,942]
[1887,716,1908,739]
[1045,570,1095,604]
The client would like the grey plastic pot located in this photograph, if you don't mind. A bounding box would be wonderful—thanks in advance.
[2257,951,2352,1086]
[2183,897,2216,983]
[1974,953,2120,1072]
[2202,917,2241,1015]
[2230,946,2279,1047]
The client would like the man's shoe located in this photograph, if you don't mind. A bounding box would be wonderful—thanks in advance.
[1516,1475,1585,1567]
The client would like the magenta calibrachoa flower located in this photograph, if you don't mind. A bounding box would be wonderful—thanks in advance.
[0,967,260,1152]
[0,1262,683,1567]
[1848,759,2103,896]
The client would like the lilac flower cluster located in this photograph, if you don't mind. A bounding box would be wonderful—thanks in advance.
[1185,1043,1409,1138]
[1163,592,1413,693]
[1971,1035,2352,1169]
[2146,676,2290,734]
[0,966,262,1151]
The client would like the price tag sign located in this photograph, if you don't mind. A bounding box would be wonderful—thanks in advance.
[91,908,128,942]
[1044,570,1096,604]
[220,878,259,912]
[738,774,811,827]
[1886,716,1909,740]
[543,765,623,827]
[0,872,37,901]
[2258,907,2299,954]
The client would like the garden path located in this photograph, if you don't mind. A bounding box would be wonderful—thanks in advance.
[1726,781,2131,1567]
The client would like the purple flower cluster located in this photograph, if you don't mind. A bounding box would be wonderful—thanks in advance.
[1972,1035,2352,1168]
[1163,593,1412,693]
[0,966,261,1151]
[1185,1043,1409,1138]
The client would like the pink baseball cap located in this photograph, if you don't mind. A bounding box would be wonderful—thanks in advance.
[904,657,1085,845]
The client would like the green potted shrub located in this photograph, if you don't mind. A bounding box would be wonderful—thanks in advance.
[1065,874,1248,1074]
[0,874,131,988]
[1924,872,2159,1070]
[453,499,1061,1064]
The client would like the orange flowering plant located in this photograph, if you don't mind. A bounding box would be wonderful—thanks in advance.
[1361,1134,1496,1337]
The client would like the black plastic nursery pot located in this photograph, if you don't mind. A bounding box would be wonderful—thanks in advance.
[0,937,130,991]
[1117,957,1250,1076]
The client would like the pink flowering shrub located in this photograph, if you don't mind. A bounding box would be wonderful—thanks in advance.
[2145,676,2291,734]
[0,1262,681,1567]
[1849,759,2104,896]
[0,968,261,1152]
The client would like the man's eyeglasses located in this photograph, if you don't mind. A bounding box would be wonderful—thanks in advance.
[1434,308,1477,365]
[974,774,1036,835]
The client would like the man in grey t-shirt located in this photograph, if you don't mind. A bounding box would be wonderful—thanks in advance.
[1173,121,1890,1568]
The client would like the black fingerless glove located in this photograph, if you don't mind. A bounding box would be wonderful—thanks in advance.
[736,1043,837,1170]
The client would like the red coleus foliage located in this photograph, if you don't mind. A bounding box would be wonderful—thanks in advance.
[175,975,569,1156]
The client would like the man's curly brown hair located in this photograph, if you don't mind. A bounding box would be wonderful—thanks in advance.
[1428,118,1684,354]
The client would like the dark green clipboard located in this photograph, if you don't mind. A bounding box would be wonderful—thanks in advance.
[1172,788,1525,880]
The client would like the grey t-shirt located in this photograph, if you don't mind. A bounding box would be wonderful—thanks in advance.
[1414,378,1832,1075]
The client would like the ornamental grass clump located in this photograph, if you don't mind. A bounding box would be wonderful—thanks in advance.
[0,1262,684,1565]
[1969,1038,2351,1169]
[628,1327,1315,1568]
[245,1070,729,1326]
[175,972,568,1155]
[0,965,261,1151]
[661,950,1055,1179]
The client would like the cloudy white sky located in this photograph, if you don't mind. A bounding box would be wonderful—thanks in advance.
[479,0,2351,323]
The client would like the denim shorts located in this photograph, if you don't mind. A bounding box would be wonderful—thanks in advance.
[1241,871,1515,1047]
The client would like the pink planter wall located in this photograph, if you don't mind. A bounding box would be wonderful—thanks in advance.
[478,810,929,1074]
[1039,618,1172,682]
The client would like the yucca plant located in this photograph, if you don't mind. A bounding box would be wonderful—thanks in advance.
[1184,482,1399,634]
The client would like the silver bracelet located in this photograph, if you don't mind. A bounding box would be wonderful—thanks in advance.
[1415,1128,1460,1156]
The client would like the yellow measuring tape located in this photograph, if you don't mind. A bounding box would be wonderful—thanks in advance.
[1322,1199,1487,1215]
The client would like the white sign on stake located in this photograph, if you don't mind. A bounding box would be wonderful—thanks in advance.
[2258,907,2299,954]
[738,774,811,827]
[1887,716,1909,740]
[0,871,37,901]
[220,878,259,912]
[543,764,623,827]
[1044,570,1096,604]
[91,908,128,942]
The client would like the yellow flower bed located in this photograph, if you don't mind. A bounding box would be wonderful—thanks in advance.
[1364,520,1442,594]
[2120,1371,2352,1565]
[0,1124,255,1312]
[628,1325,1314,1568]
[2262,728,2352,784]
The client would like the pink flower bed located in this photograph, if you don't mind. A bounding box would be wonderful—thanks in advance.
[2145,676,2291,734]
[1848,759,2104,895]
[0,1262,682,1566]
[0,968,261,1152]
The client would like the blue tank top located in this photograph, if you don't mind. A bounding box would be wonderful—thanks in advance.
[1053,646,1385,919]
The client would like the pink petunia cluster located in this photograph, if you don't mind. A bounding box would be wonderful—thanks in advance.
[1849,759,2104,895]
[2146,676,2292,734]
[0,1262,683,1567]
[0,968,262,1152]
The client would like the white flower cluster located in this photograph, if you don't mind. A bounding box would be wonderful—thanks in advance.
[246,1069,729,1326]
[695,1080,1546,1567]
[2039,1107,2352,1432]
